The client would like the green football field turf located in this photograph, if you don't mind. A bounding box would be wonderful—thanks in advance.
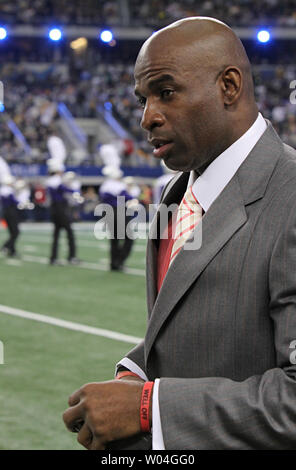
[0,222,147,450]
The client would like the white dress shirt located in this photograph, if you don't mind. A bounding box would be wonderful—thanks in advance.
[118,112,267,449]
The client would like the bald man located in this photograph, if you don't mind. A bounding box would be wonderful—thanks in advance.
[63,17,296,450]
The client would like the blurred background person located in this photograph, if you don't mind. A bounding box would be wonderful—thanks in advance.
[0,156,12,184]
[62,170,84,223]
[97,139,135,168]
[46,124,67,166]
[98,141,121,168]
[81,186,99,221]
[46,159,81,265]
[32,180,48,222]
[123,176,141,200]
[0,174,20,257]
[99,165,138,271]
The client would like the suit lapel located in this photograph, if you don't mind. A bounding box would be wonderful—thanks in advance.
[145,174,247,363]
[144,122,284,365]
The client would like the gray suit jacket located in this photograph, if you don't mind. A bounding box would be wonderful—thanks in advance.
[125,122,296,449]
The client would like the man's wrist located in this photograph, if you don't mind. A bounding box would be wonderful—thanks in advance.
[140,381,154,433]
[116,371,141,380]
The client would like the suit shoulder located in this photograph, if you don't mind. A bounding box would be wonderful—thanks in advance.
[274,142,296,182]
[283,142,296,162]
[269,143,296,214]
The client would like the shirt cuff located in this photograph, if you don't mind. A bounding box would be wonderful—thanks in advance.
[115,357,148,381]
[152,379,165,450]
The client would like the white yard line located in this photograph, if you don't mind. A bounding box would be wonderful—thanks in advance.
[4,259,22,267]
[20,254,146,276]
[0,304,143,345]
[20,221,149,236]
[21,235,147,252]
[20,222,96,232]
[23,245,37,252]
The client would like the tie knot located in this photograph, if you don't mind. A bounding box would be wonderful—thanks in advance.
[179,186,200,214]
[169,185,203,266]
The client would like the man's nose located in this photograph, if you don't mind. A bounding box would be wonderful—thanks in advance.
[140,101,165,131]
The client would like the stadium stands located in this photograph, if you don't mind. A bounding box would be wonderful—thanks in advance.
[0,0,122,26]
[0,1,295,171]
[1,0,296,27]
[1,60,296,166]
[129,0,296,27]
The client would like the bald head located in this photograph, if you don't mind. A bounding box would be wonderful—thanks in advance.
[136,16,254,101]
[134,17,258,173]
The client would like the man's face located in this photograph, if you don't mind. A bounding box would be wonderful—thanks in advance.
[134,40,228,173]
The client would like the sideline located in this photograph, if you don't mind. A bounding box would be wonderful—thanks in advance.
[6,253,146,276]
[0,304,143,345]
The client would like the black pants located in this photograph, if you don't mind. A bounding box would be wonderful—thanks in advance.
[106,207,134,270]
[110,236,134,270]
[50,202,76,261]
[2,206,19,256]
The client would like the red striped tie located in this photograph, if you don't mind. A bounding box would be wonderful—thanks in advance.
[169,186,203,266]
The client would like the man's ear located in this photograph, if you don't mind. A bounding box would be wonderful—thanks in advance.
[219,66,243,107]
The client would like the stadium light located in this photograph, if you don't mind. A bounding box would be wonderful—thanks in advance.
[0,27,7,40]
[70,37,88,51]
[49,28,62,41]
[257,30,271,43]
[100,30,113,43]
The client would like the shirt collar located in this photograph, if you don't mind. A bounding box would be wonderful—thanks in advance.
[189,113,267,212]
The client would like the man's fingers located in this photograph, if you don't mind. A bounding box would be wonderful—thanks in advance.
[64,384,96,433]
[76,421,106,450]
[89,437,106,451]
[71,420,84,433]
[77,423,93,450]
[68,388,82,406]
[63,403,84,433]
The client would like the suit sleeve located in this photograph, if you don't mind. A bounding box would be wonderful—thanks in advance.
[158,198,296,450]
[115,340,146,376]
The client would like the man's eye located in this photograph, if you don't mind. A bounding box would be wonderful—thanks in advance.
[138,97,146,108]
[161,89,174,99]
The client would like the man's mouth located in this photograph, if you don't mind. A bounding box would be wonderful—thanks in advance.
[149,138,174,159]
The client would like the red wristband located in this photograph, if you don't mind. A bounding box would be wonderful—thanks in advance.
[116,371,140,380]
[140,381,154,433]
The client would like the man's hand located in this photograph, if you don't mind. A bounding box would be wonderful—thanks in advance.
[62,379,146,450]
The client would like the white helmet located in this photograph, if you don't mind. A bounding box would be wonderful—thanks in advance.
[47,158,65,173]
[123,176,134,185]
[2,174,15,185]
[102,165,123,179]
[63,171,76,182]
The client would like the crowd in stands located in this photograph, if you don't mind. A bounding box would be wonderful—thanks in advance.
[0,61,149,165]
[0,0,122,26]
[1,0,296,27]
[0,64,62,164]
[1,1,295,229]
[129,0,296,27]
[254,65,296,149]
[1,58,296,166]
